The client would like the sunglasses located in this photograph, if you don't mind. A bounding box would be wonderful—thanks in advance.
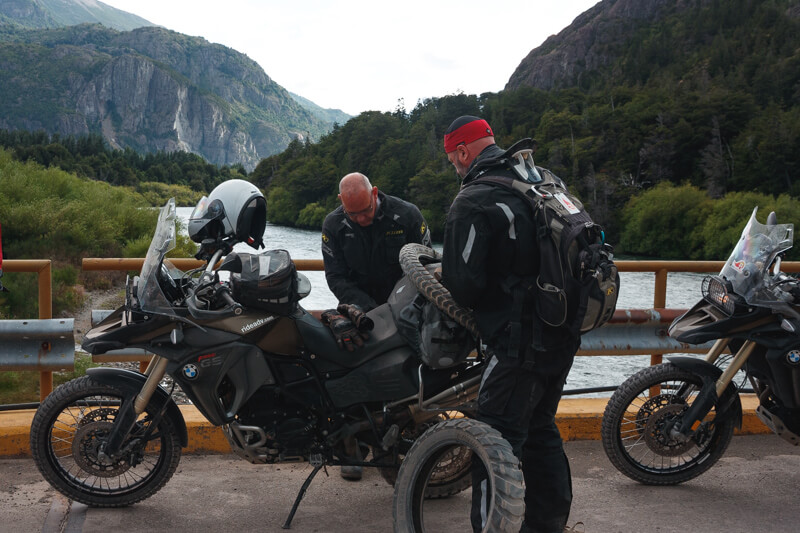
[343,196,374,218]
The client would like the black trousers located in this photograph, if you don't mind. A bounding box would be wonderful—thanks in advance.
[470,344,577,533]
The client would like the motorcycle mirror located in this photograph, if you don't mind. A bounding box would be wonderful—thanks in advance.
[767,211,777,226]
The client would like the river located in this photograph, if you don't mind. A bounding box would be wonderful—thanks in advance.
[177,208,709,393]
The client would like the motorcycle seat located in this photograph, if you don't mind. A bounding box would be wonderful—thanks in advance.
[295,303,409,369]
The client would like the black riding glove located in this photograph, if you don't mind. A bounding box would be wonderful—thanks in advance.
[336,303,374,332]
[321,310,368,351]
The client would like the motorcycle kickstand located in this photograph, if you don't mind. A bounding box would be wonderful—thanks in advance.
[282,464,325,529]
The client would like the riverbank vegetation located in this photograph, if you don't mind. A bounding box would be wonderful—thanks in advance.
[0,149,197,319]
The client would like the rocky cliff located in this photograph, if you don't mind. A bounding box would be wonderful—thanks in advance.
[0,23,335,170]
[506,0,706,90]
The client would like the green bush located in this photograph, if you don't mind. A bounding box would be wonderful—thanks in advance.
[0,149,182,318]
[619,183,712,259]
[267,186,298,226]
[619,184,800,260]
[295,202,328,229]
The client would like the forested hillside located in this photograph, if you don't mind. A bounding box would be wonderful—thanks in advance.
[254,0,800,260]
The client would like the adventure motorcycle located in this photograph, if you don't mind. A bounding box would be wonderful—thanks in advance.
[601,207,800,484]
[29,185,524,530]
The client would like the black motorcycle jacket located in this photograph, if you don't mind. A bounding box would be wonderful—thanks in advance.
[322,191,432,310]
[442,145,573,355]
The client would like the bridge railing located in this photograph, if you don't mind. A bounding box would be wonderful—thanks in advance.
[4,258,800,402]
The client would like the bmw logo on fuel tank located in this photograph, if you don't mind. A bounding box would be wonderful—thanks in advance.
[183,363,199,379]
[786,350,800,365]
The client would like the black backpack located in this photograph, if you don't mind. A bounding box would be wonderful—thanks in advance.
[465,138,619,346]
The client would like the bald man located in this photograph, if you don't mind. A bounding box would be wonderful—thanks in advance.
[321,172,431,312]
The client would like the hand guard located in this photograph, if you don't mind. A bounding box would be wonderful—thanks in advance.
[321,310,369,351]
[336,303,374,332]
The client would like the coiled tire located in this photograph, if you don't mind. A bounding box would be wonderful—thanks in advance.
[399,243,478,337]
[392,418,524,532]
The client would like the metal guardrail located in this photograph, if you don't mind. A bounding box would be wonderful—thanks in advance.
[0,319,75,371]
[0,260,59,401]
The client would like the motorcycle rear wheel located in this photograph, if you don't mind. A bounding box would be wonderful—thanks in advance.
[30,375,182,507]
[379,416,473,499]
[601,362,735,485]
[393,418,524,532]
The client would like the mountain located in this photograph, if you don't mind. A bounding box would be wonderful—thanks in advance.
[0,23,336,170]
[507,0,800,92]
[0,0,153,31]
[290,92,351,126]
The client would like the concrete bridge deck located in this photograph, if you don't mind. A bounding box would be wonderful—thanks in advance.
[1,434,799,532]
[2,398,800,532]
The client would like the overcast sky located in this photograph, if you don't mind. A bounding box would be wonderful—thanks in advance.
[99,0,600,116]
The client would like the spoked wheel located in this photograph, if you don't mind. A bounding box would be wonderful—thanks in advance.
[30,375,182,506]
[393,419,524,532]
[380,416,473,499]
[601,363,736,485]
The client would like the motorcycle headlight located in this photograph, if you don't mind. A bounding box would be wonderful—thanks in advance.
[702,275,735,315]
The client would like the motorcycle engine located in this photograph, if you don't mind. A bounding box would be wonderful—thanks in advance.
[228,387,318,464]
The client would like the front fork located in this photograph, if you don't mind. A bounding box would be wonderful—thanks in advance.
[101,355,169,458]
[670,338,752,439]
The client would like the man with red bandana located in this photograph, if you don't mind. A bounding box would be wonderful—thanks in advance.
[441,116,579,532]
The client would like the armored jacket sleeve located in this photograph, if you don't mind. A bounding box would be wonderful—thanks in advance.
[321,213,378,310]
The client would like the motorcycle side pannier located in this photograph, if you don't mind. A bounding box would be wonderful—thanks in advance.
[230,250,298,315]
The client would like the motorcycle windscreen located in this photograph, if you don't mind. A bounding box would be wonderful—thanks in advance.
[137,198,181,317]
[720,206,793,307]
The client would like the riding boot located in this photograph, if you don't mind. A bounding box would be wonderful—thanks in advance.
[340,435,363,481]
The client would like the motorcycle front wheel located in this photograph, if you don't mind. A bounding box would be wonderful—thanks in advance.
[30,375,182,506]
[601,362,735,485]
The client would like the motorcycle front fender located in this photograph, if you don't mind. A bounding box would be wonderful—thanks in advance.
[667,356,743,430]
[86,367,189,447]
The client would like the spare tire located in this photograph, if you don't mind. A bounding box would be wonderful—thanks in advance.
[398,243,478,337]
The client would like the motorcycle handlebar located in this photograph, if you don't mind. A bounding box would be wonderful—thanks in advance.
[186,282,243,319]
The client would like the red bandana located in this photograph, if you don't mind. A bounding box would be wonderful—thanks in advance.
[443,119,493,153]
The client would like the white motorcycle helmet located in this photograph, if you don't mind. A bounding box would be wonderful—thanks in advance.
[189,179,266,249]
